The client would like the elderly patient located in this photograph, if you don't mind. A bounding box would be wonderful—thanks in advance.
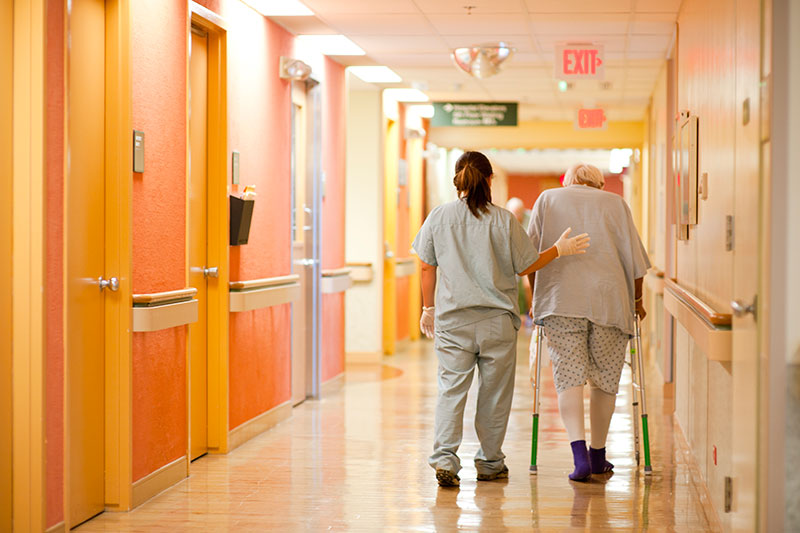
[526,163,650,481]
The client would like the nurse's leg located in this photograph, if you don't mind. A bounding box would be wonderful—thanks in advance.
[544,316,591,480]
[429,324,478,475]
[473,314,517,478]
[586,322,629,473]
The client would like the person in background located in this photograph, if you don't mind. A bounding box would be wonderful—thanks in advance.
[413,151,590,488]
[505,197,532,322]
[526,163,650,482]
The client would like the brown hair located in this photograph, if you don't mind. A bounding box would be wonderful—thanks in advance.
[453,151,493,218]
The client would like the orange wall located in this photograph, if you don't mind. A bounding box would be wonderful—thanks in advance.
[223,2,294,428]
[507,173,624,211]
[130,0,189,481]
[45,0,64,526]
[321,57,346,382]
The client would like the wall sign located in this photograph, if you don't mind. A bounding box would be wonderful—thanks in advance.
[432,102,518,127]
[555,43,605,80]
[576,108,607,129]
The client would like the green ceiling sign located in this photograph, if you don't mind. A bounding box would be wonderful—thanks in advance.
[432,102,518,127]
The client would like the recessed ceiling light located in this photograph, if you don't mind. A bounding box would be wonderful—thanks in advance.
[348,66,402,83]
[244,0,313,16]
[409,104,435,118]
[383,88,429,102]
[296,35,365,56]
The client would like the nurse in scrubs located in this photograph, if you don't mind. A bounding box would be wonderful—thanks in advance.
[412,151,590,487]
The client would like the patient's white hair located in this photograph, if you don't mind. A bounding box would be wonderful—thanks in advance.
[563,163,605,189]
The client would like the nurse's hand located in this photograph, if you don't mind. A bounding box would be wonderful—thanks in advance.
[420,306,435,339]
[636,300,647,320]
[554,227,590,257]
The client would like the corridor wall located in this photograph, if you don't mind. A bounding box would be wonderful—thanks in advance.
[31,0,350,522]
[130,0,189,484]
[344,89,384,358]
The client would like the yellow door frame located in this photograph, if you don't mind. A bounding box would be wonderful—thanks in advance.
[1,1,14,529]
[382,118,398,355]
[10,1,46,530]
[189,2,229,455]
[101,0,134,513]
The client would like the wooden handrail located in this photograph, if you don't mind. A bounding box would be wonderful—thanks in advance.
[664,278,731,326]
[229,274,299,291]
[133,288,197,307]
[321,267,351,278]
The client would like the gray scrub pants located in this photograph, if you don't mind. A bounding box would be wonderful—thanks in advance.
[429,313,517,476]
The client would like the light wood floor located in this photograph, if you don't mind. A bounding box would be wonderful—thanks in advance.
[78,329,718,531]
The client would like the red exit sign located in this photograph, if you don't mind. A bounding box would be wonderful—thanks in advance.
[576,108,607,129]
[555,43,605,80]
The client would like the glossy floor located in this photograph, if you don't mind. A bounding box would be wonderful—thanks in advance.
[78,329,718,531]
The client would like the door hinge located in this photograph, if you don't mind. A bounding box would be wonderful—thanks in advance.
[724,476,733,513]
[725,215,734,251]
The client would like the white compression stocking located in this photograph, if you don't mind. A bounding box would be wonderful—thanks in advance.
[589,383,617,449]
[557,386,586,442]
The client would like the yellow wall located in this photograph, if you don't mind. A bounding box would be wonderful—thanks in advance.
[429,120,644,150]
[382,118,398,354]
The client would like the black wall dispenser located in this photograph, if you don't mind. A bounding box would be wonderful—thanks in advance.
[229,194,254,245]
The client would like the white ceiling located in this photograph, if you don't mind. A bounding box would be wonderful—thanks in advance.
[486,148,618,174]
[272,0,679,121]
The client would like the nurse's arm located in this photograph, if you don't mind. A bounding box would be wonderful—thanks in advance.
[518,246,558,277]
[420,260,437,308]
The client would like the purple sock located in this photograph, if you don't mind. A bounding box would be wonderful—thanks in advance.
[569,440,591,481]
[589,447,614,474]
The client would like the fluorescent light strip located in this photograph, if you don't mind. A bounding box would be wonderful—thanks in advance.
[348,66,402,83]
[296,35,365,56]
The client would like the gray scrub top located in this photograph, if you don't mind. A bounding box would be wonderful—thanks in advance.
[527,185,651,336]
[412,199,539,332]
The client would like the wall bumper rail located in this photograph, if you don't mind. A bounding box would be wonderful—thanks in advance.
[395,257,416,278]
[133,288,199,332]
[229,274,300,312]
[321,268,353,294]
[663,279,732,361]
[345,262,373,282]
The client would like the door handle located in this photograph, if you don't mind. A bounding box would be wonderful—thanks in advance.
[203,267,219,278]
[98,276,119,292]
[730,296,757,319]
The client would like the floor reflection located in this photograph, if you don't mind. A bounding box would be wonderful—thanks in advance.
[78,329,717,532]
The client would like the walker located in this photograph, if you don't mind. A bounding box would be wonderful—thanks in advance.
[529,314,653,475]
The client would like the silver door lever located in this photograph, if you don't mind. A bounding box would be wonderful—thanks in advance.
[203,267,219,278]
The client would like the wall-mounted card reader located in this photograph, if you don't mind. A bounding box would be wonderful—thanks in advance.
[133,130,145,173]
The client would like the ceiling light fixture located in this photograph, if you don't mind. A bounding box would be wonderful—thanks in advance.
[296,35,365,56]
[348,66,402,83]
[451,42,514,79]
[244,0,313,16]
[383,88,429,102]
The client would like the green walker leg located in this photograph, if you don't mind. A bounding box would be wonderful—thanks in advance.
[530,325,543,474]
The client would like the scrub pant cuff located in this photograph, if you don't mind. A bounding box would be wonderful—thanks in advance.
[474,458,506,476]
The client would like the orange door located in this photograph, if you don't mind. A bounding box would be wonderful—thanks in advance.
[66,0,106,526]
[188,27,210,461]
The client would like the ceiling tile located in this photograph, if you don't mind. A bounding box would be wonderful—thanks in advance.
[370,53,456,67]
[525,0,633,14]
[269,15,336,35]
[349,35,449,54]
[426,14,530,35]
[634,0,682,14]
[440,35,534,52]
[630,14,677,34]
[319,13,434,35]
[415,0,527,14]
[530,14,629,35]
[628,34,671,52]
[535,34,627,52]
[303,0,420,14]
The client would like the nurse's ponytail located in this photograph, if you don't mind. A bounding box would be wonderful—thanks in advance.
[453,151,493,218]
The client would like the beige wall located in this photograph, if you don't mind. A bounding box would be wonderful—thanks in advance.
[344,88,384,355]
